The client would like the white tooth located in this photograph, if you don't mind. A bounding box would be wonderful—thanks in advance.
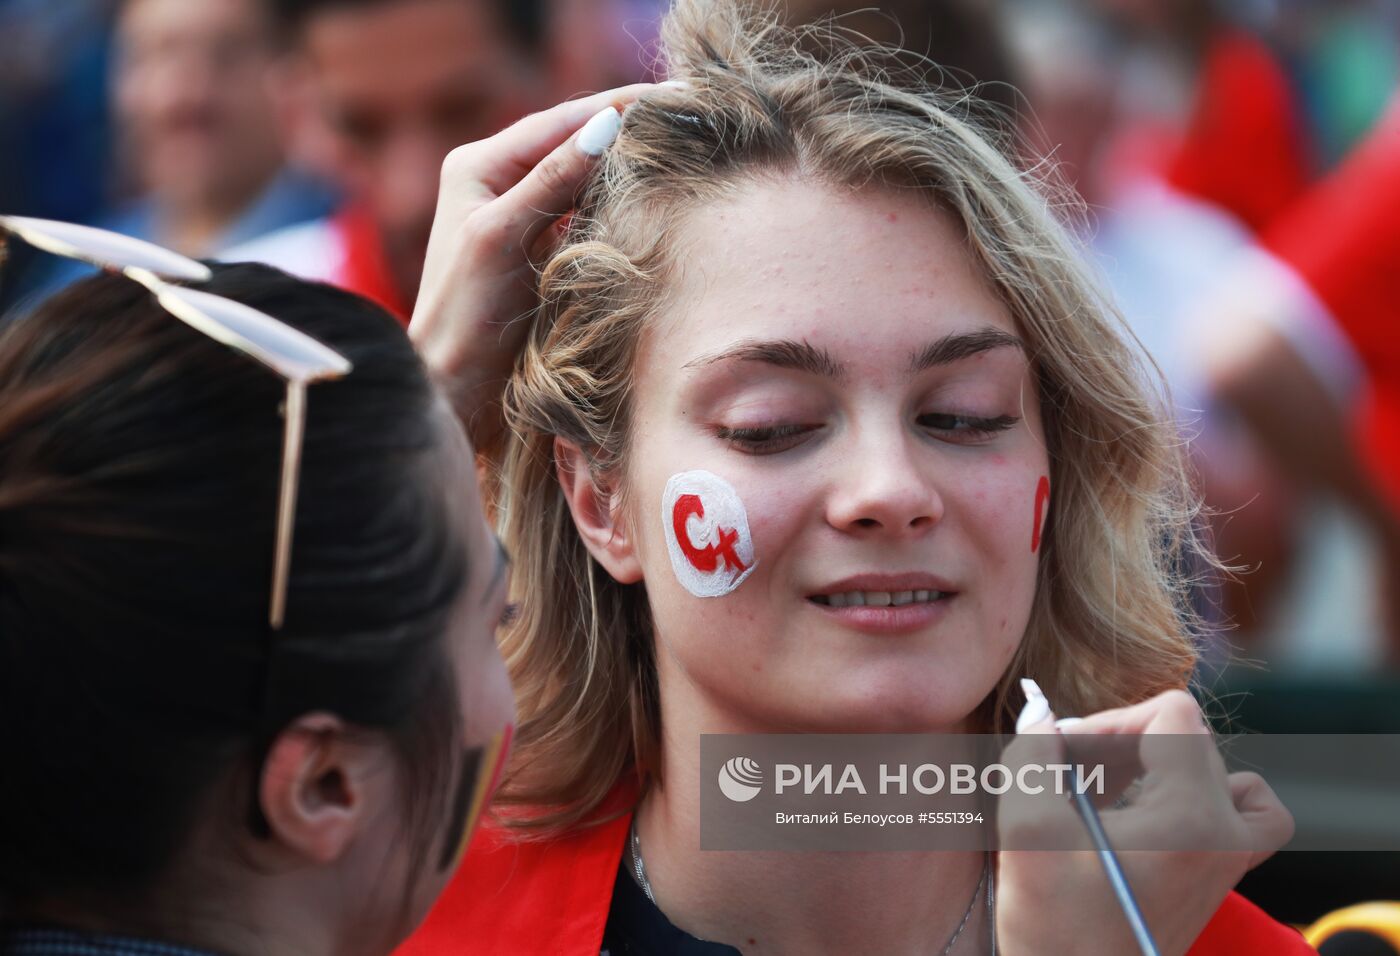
[866,591,892,607]
[828,592,847,608]
[847,591,865,606]
[915,589,931,602]
[892,590,914,606]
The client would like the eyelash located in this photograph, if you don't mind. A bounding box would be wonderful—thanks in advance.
[916,413,1020,439]
[498,602,521,629]
[715,423,819,454]
[715,414,1020,454]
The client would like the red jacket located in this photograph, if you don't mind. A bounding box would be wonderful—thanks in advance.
[398,788,1315,955]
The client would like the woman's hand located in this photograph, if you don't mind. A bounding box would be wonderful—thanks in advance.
[995,688,1295,956]
[410,83,669,451]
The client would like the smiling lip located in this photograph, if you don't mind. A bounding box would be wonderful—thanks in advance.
[809,573,958,598]
[806,573,958,636]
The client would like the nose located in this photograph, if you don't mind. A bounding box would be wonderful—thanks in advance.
[376,127,444,240]
[825,430,944,537]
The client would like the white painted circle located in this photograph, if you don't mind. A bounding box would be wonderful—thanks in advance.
[661,470,757,598]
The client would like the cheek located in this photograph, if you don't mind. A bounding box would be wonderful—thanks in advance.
[955,463,1045,574]
[633,468,809,649]
[641,463,812,589]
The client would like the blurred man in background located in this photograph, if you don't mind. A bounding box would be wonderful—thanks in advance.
[4,0,333,306]
[109,0,332,254]
[232,0,546,319]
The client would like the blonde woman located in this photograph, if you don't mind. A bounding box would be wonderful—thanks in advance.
[401,2,1308,953]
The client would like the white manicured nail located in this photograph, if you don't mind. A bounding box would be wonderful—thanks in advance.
[577,106,622,156]
[660,79,690,89]
[1054,717,1084,730]
[1016,677,1051,732]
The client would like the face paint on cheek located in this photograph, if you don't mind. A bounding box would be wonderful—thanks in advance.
[1031,475,1051,554]
[661,470,757,598]
[437,723,513,872]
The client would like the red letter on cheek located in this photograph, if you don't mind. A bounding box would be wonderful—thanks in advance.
[1031,475,1050,553]
[673,494,750,580]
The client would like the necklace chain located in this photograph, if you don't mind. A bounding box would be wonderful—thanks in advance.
[627,819,996,954]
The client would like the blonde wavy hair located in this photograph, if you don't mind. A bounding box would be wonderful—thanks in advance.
[490,0,1209,832]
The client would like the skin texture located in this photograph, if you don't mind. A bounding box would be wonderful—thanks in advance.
[296,0,538,302]
[586,178,1047,736]
[114,0,285,253]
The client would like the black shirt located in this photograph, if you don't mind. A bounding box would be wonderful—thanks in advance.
[600,858,741,956]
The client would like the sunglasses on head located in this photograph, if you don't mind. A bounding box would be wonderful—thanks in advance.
[0,215,353,631]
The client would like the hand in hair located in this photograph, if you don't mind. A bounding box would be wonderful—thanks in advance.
[997,690,1296,956]
[410,83,668,453]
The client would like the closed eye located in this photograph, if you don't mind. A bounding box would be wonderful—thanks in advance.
[917,413,1019,442]
[715,423,823,454]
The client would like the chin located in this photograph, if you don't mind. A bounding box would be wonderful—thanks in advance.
[771,677,986,734]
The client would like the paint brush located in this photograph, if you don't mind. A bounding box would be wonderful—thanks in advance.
[1020,678,1161,956]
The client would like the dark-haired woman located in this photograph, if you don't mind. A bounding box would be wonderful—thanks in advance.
[0,261,514,956]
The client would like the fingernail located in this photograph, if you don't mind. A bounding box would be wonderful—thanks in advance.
[577,106,622,156]
[660,79,690,89]
[1016,677,1052,732]
[1054,717,1083,730]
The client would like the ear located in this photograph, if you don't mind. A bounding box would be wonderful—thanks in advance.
[554,436,643,585]
[259,713,376,865]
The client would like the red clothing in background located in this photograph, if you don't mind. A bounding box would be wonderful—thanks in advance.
[1263,104,1400,516]
[1168,30,1311,233]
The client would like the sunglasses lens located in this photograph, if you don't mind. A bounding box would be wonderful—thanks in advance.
[0,215,212,281]
[157,285,352,381]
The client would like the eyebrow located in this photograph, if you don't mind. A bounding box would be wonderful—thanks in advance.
[683,327,1024,380]
[909,327,1024,372]
[684,339,844,379]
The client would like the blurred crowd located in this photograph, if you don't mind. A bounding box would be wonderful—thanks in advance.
[2,0,1397,680]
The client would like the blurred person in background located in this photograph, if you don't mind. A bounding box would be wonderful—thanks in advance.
[105,0,334,256]
[0,0,118,311]
[27,0,336,300]
[1197,98,1400,661]
[778,0,1020,123]
[230,0,547,320]
[1011,0,1398,666]
[545,0,665,97]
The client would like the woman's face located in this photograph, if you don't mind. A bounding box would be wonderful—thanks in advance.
[621,179,1048,732]
[394,409,516,931]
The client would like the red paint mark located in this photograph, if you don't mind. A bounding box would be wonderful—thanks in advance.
[673,494,749,580]
[748,939,757,947]
[1031,475,1050,553]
